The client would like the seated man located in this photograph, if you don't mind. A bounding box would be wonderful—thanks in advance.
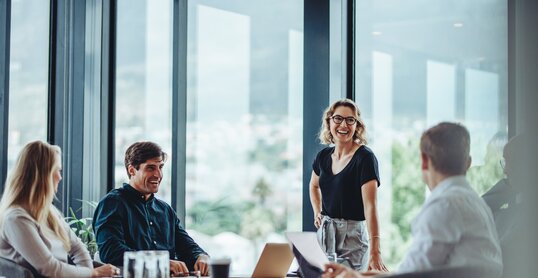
[482,135,523,241]
[94,141,209,276]
[324,122,502,278]
[482,134,526,277]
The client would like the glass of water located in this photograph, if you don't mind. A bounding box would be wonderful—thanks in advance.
[326,252,338,263]
[124,250,170,278]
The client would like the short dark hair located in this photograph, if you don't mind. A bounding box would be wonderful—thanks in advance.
[420,122,470,176]
[124,141,167,178]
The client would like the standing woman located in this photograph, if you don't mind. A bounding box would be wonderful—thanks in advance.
[310,99,387,271]
[0,141,118,277]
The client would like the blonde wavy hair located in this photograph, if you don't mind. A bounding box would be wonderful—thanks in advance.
[318,99,367,145]
[0,141,71,250]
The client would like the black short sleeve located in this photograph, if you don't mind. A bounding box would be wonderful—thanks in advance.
[312,147,332,176]
[359,152,381,187]
[313,152,321,176]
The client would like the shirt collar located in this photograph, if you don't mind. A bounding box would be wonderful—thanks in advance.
[122,183,155,203]
[429,175,469,200]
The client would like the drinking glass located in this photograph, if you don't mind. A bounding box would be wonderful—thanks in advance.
[123,250,170,278]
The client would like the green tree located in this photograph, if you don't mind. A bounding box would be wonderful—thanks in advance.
[388,138,424,266]
[187,198,242,235]
[252,178,272,205]
[241,177,281,239]
[467,147,505,195]
[468,131,507,194]
[240,203,276,240]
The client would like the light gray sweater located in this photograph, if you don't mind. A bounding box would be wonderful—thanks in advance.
[0,207,93,278]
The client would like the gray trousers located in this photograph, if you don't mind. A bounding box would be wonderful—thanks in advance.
[317,215,369,270]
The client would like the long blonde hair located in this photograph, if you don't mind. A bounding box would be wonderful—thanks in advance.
[318,99,367,145]
[0,140,71,250]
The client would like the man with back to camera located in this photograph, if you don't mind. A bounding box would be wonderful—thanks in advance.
[323,122,502,278]
[93,141,209,276]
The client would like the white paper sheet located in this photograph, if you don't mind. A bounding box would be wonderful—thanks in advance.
[285,231,329,270]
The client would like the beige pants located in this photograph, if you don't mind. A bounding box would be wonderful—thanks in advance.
[317,215,369,270]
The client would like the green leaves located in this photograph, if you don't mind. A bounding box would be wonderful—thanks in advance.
[64,200,98,258]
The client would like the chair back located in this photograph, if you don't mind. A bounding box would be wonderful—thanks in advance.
[0,257,36,278]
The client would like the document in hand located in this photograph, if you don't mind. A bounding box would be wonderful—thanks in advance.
[285,232,328,277]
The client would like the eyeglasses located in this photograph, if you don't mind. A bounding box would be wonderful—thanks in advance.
[499,158,505,171]
[330,115,357,125]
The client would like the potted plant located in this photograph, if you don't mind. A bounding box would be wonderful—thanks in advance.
[65,200,98,259]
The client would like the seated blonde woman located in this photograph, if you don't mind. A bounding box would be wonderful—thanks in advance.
[0,141,119,277]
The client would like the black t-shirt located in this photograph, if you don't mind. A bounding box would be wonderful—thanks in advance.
[312,145,380,221]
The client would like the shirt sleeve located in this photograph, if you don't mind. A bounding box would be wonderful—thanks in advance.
[398,198,462,273]
[93,196,135,265]
[359,152,381,187]
[173,213,207,269]
[3,212,93,278]
[66,222,93,268]
[312,149,323,176]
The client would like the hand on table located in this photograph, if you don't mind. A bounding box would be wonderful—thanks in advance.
[170,260,189,276]
[91,263,120,277]
[194,254,209,276]
[323,262,386,278]
[323,262,361,278]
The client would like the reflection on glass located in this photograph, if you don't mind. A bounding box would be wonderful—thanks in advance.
[186,1,303,274]
[115,0,173,203]
[465,69,499,165]
[427,61,455,126]
[355,0,508,268]
[7,0,49,172]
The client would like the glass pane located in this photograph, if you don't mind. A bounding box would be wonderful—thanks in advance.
[186,1,303,274]
[115,0,173,203]
[355,0,508,268]
[83,0,103,212]
[8,0,50,171]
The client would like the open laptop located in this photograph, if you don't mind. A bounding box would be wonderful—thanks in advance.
[249,243,294,278]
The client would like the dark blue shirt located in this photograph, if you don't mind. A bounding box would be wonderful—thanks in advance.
[93,183,207,268]
[312,145,380,221]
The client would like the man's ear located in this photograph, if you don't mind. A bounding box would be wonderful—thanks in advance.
[465,156,472,171]
[128,165,136,177]
[421,152,429,170]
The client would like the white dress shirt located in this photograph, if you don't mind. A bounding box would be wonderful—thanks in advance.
[398,176,502,277]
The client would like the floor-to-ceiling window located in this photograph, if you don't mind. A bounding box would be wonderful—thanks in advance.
[2,1,527,273]
[185,1,303,274]
[82,0,105,209]
[7,0,49,171]
[114,0,173,203]
[355,0,508,268]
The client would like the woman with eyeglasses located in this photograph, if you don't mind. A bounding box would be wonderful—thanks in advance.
[309,99,388,272]
[0,141,119,277]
